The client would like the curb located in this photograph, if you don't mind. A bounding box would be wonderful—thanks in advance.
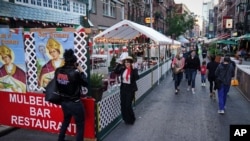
[0,126,17,137]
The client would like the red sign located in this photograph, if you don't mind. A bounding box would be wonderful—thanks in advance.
[0,92,95,139]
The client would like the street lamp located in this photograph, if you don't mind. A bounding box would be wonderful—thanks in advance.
[150,0,153,28]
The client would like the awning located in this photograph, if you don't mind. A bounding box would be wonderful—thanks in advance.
[93,20,180,45]
[217,33,231,39]
[88,19,94,27]
[178,35,190,44]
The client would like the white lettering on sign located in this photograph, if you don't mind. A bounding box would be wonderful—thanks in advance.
[30,107,51,118]
[9,94,60,108]
[234,129,247,136]
[11,115,76,133]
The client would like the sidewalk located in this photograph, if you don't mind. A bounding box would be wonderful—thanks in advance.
[103,70,250,141]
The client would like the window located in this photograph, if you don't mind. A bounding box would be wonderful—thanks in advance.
[103,0,116,17]
[14,0,82,15]
[48,0,52,8]
[91,0,97,13]
[73,2,79,13]
[79,3,84,14]
[54,0,58,9]
[31,0,36,5]
[110,2,116,17]
[37,0,42,6]
[43,0,48,7]
[103,0,109,16]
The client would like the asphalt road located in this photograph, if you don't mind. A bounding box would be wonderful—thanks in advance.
[103,72,250,141]
[1,72,250,141]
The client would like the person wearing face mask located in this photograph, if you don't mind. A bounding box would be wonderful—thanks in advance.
[172,52,185,94]
[185,50,201,94]
[114,56,139,125]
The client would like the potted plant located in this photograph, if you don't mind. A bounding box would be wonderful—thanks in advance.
[90,73,104,102]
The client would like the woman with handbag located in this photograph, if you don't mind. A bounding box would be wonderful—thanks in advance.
[55,49,88,141]
[172,52,185,94]
[215,56,234,114]
[114,56,139,125]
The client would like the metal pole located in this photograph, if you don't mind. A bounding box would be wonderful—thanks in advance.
[150,0,153,28]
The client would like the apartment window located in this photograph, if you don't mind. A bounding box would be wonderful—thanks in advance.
[110,2,116,17]
[37,0,42,6]
[14,0,83,15]
[103,0,116,17]
[31,0,36,5]
[48,0,52,8]
[54,0,58,9]
[73,2,79,13]
[103,0,109,16]
[91,0,97,13]
[43,0,48,7]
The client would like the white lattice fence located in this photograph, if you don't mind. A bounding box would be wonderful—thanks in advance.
[152,68,158,84]
[96,91,121,132]
[136,73,152,100]
[24,32,88,92]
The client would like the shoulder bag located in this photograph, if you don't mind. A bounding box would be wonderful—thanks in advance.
[44,78,61,105]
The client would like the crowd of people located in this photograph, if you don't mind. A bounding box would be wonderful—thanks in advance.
[171,45,235,115]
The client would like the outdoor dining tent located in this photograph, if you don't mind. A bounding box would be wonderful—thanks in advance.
[93,20,181,85]
[93,20,181,45]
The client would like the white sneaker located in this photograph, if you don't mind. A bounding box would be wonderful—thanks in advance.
[201,83,203,86]
[218,110,225,114]
[204,83,206,86]
[192,89,195,94]
[187,87,190,91]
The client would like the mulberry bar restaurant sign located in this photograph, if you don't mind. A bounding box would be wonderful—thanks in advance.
[0,91,95,138]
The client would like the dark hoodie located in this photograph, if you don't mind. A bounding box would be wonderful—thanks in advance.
[215,63,234,85]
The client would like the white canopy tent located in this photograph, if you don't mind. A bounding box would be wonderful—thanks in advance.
[93,20,181,85]
[178,35,190,44]
[93,20,181,45]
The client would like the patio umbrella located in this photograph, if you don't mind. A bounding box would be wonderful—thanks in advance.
[237,34,250,41]
[216,40,237,45]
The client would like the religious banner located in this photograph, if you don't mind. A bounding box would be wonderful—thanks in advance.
[34,32,74,89]
[0,28,26,93]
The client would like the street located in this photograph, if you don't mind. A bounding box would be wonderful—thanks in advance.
[1,71,250,141]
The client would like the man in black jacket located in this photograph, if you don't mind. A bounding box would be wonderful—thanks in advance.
[56,49,88,141]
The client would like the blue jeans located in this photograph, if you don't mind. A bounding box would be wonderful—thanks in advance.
[58,100,85,141]
[187,69,197,88]
[201,74,206,83]
[217,84,230,110]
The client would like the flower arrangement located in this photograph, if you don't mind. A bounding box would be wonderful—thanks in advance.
[90,73,104,88]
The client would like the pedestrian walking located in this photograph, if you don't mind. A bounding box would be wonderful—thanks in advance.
[185,50,201,94]
[215,56,235,114]
[206,55,219,99]
[172,52,185,94]
[202,47,207,59]
[56,49,88,141]
[200,60,207,86]
[114,56,139,125]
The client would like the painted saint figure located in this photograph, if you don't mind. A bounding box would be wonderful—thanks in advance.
[0,45,26,93]
[39,38,64,88]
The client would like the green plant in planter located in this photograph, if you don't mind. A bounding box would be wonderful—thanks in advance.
[109,56,116,72]
[90,73,104,88]
[90,73,104,102]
